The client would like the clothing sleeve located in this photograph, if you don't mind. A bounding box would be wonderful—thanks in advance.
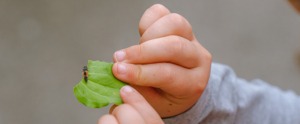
[163,63,300,124]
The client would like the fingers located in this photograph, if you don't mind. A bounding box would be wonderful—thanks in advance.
[112,63,203,97]
[119,86,163,124]
[105,86,163,124]
[98,115,118,124]
[112,104,146,124]
[141,13,195,43]
[139,4,194,43]
[114,35,201,68]
[139,4,170,36]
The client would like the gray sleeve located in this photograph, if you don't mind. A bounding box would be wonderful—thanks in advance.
[163,63,300,124]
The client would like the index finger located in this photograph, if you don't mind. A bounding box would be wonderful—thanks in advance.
[114,35,202,68]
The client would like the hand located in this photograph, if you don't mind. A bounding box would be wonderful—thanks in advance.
[98,86,163,124]
[112,4,212,117]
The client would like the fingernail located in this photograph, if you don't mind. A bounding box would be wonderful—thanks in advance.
[117,63,127,74]
[115,50,126,62]
[121,85,134,93]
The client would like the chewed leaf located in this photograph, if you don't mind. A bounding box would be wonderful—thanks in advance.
[73,60,126,108]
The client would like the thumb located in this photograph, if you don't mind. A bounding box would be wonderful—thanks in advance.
[119,85,163,124]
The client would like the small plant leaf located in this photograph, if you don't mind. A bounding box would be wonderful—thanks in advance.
[74,60,126,108]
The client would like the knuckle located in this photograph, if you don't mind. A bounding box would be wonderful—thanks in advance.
[195,77,206,92]
[166,36,200,67]
[138,44,144,58]
[136,65,143,82]
[167,13,193,40]
[203,49,212,62]
[192,75,206,95]
[194,43,212,65]
[194,85,205,96]
[126,45,143,61]
[162,65,175,83]
[191,65,210,95]
[130,65,143,85]
[168,13,185,25]
[168,36,187,57]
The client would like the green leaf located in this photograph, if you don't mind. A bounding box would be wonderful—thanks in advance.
[73,60,126,108]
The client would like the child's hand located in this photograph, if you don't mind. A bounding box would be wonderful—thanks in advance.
[98,86,163,124]
[112,4,212,117]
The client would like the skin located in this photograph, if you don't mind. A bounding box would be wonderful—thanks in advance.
[99,4,211,123]
[98,86,163,124]
[112,4,211,118]
[99,1,300,123]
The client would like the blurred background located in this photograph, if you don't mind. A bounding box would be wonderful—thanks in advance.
[0,0,299,124]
